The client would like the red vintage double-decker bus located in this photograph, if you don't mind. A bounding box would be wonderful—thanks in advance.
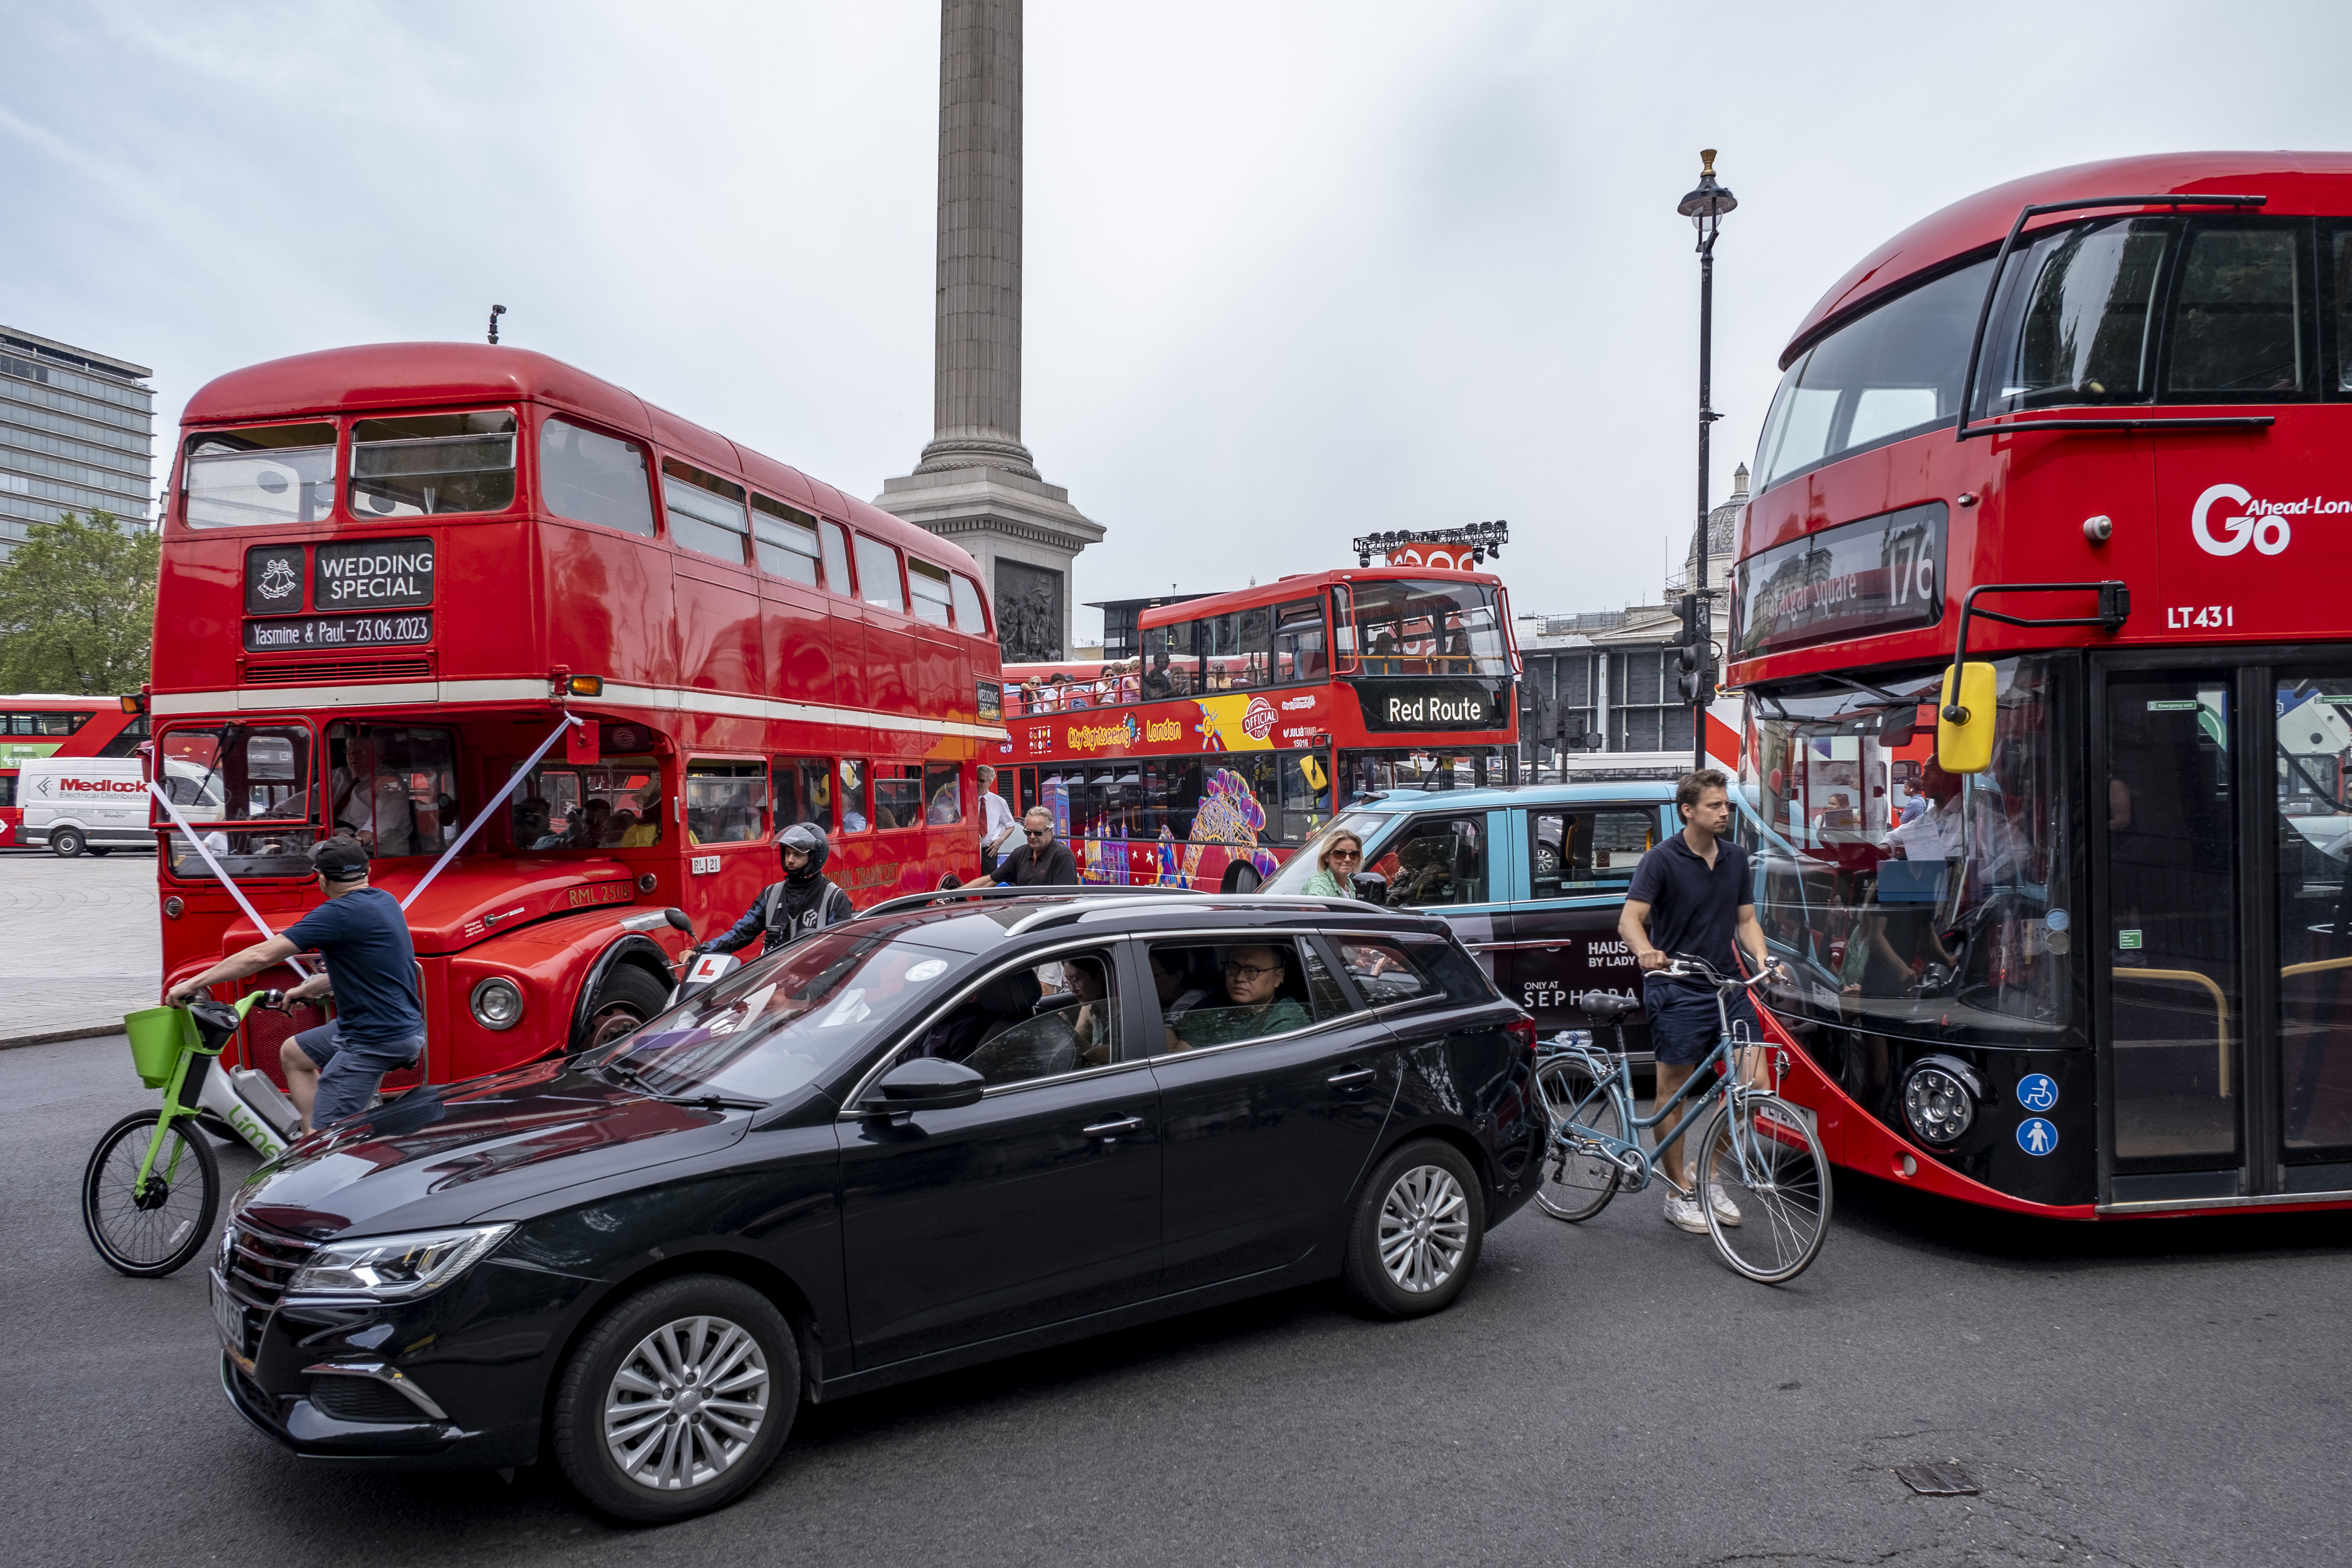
[1730,152,2352,1219]
[151,343,1001,1095]
[0,694,147,849]
[996,567,1520,889]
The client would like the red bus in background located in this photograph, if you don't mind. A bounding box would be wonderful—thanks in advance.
[1729,151,2352,1220]
[151,343,1002,1099]
[0,695,146,849]
[997,567,1520,890]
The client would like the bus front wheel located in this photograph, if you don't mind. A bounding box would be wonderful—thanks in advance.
[577,965,670,1053]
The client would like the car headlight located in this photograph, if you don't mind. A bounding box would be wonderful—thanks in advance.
[1901,1056,1982,1146]
[286,1224,515,1300]
[470,976,525,1030]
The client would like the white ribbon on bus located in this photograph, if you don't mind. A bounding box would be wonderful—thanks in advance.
[147,711,587,984]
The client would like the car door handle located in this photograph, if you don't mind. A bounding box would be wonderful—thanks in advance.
[1083,1117,1143,1139]
[1326,1067,1376,1087]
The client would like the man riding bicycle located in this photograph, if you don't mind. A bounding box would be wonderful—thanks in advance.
[1620,769,1780,1235]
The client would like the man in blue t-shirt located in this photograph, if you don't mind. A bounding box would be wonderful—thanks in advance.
[1619,769,1781,1236]
[166,837,425,1133]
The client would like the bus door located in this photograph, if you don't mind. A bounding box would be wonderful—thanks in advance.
[2094,656,2352,1208]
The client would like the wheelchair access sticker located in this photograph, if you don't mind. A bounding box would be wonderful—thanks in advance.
[2016,1118,2059,1157]
[2016,1073,2059,1113]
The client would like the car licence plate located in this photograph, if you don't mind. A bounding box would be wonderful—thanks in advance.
[209,1272,253,1371]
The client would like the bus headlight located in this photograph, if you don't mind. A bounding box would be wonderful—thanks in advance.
[1901,1056,1981,1146]
[469,977,525,1030]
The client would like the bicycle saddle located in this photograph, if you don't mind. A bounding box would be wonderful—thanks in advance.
[1580,991,1639,1021]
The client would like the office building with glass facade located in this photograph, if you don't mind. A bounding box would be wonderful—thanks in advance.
[0,325,154,561]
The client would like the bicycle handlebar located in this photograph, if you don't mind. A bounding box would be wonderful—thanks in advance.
[1658,955,1782,990]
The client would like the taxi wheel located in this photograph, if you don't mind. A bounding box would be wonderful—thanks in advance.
[551,1274,799,1523]
[576,966,670,1053]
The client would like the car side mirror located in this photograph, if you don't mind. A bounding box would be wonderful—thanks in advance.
[1351,871,1389,901]
[865,1057,984,1115]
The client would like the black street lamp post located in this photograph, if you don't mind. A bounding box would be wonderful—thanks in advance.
[1677,149,1736,772]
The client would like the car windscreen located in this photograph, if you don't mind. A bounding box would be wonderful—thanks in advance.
[587,931,965,1101]
[1261,810,1393,894]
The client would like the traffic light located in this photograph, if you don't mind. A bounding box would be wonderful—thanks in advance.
[1673,593,1716,705]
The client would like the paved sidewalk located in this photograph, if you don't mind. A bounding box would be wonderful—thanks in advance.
[0,850,160,1046]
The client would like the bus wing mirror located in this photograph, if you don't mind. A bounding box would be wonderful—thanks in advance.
[1936,662,1998,774]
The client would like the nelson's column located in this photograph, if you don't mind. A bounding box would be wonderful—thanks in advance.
[875,0,1102,663]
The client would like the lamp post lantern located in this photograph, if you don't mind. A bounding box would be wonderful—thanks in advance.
[1677,148,1735,772]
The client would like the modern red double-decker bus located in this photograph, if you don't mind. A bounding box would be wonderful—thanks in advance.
[996,567,1520,889]
[0,694,146,849]
[1730,152,2352,1219]
[151,343,1002,1096]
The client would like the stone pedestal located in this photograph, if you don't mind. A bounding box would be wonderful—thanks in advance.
[875,0,1100,660]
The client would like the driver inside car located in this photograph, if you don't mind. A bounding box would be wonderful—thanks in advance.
[1163,944,1308,1052]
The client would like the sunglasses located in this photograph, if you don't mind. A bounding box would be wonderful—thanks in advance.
[1025,827,1050,838]
[1328,848,1362,861]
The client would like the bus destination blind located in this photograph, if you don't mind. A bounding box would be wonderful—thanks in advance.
[243,612,433,652]
[1734,500,1946,658]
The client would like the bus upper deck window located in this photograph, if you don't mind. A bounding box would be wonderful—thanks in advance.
[752,495,822,585]
[1972,220,2171,420]
[949,572,988,635]
[1274,598,1328,683]
[540,417,656,538]
[908,560,954,626]
[819,521,852,597]
[854,535,906,614]
[2167,225,2309,397]
[183,423,337,528]
[662,460,750,565]
[350,412,516,518]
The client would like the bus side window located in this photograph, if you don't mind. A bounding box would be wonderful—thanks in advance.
[949,572,988,635]
[685,759,766,844]
[540,416,657,538]
[1274,598,1327,683]
[839,760,870,832]
[818,521,853,597]
[854,536,907,614]
[874,764,922,830]
[774,757,834,831]
[924,762,963,824]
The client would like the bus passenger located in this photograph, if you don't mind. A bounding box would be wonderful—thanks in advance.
[706,823,854,957]
[575,798,612,846]
[1141,653,1174,701]
[619,784,663,846]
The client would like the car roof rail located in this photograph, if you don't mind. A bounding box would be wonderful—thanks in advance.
[1000,891,1400,936]
[852,883,1206,924]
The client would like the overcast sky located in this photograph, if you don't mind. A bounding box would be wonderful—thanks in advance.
[6,0,2349,637]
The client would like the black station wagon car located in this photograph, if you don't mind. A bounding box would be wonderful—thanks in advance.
[213,890,1546,1521]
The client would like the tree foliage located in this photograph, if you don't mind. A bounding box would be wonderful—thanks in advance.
[0,512,158,695]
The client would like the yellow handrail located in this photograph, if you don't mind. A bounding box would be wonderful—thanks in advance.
[2280,953,2352,980]
[2111,967,2231,1097]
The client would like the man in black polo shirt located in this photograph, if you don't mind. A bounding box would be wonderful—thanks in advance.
[1620,769,1778,1234]
[972,806,1079,887]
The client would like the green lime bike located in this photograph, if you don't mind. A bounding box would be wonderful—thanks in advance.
[80,992,294,1278]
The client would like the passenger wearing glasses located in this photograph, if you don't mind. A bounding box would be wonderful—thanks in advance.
[969,805,1079,887]
[1298,830,1366,898]
[1163,944,1308,1051]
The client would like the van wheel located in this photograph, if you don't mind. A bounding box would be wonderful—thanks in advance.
[51,828,85,858]
[550,1274,798,1523]
[88,846,112,857]
[576,965,671,1052]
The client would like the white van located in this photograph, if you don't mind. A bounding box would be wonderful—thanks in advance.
[20,757,160,857]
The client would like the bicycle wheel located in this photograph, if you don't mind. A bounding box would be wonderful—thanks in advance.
[1532,1055,1624,1222]
[82,1111,219,1278]
[1695,1093,1831,1283]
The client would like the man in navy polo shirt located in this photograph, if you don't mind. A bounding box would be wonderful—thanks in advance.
[1620,769,1779,1235]
[166,837,424,1133]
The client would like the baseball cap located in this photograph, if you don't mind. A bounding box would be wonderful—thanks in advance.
[309,837,371,882]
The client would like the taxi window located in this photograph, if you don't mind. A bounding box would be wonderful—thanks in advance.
[1367,815,1488,906]
[1531,808,1658,899]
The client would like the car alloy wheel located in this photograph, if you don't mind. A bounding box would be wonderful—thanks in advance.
[1377,1163,1471,1293]
[603,1314,772,1492]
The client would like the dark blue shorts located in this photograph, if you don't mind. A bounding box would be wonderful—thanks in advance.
[295,1022,423,1126]
[1642,980,1758,1067]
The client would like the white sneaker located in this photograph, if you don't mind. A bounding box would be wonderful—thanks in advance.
[1663,1193,1708,1233]
[1706,1185,1742,1227]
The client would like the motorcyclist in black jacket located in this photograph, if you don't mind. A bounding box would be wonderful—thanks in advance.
[706,823,855,957]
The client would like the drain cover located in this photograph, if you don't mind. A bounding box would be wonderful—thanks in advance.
[1895,1462,1981,1496]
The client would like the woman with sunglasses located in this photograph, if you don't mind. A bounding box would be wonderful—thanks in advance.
[1298,829,1366,899]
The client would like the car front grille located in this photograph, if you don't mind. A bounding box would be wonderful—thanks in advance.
[224,1215,318,1314]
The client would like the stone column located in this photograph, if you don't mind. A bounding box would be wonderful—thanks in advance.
[877,0,1101,664]
[922,0,1035,478]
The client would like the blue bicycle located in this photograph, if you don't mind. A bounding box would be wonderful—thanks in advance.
[1532,958,1833,1283]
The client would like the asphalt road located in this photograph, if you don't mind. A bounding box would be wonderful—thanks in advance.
[8,1034,2348,1568]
